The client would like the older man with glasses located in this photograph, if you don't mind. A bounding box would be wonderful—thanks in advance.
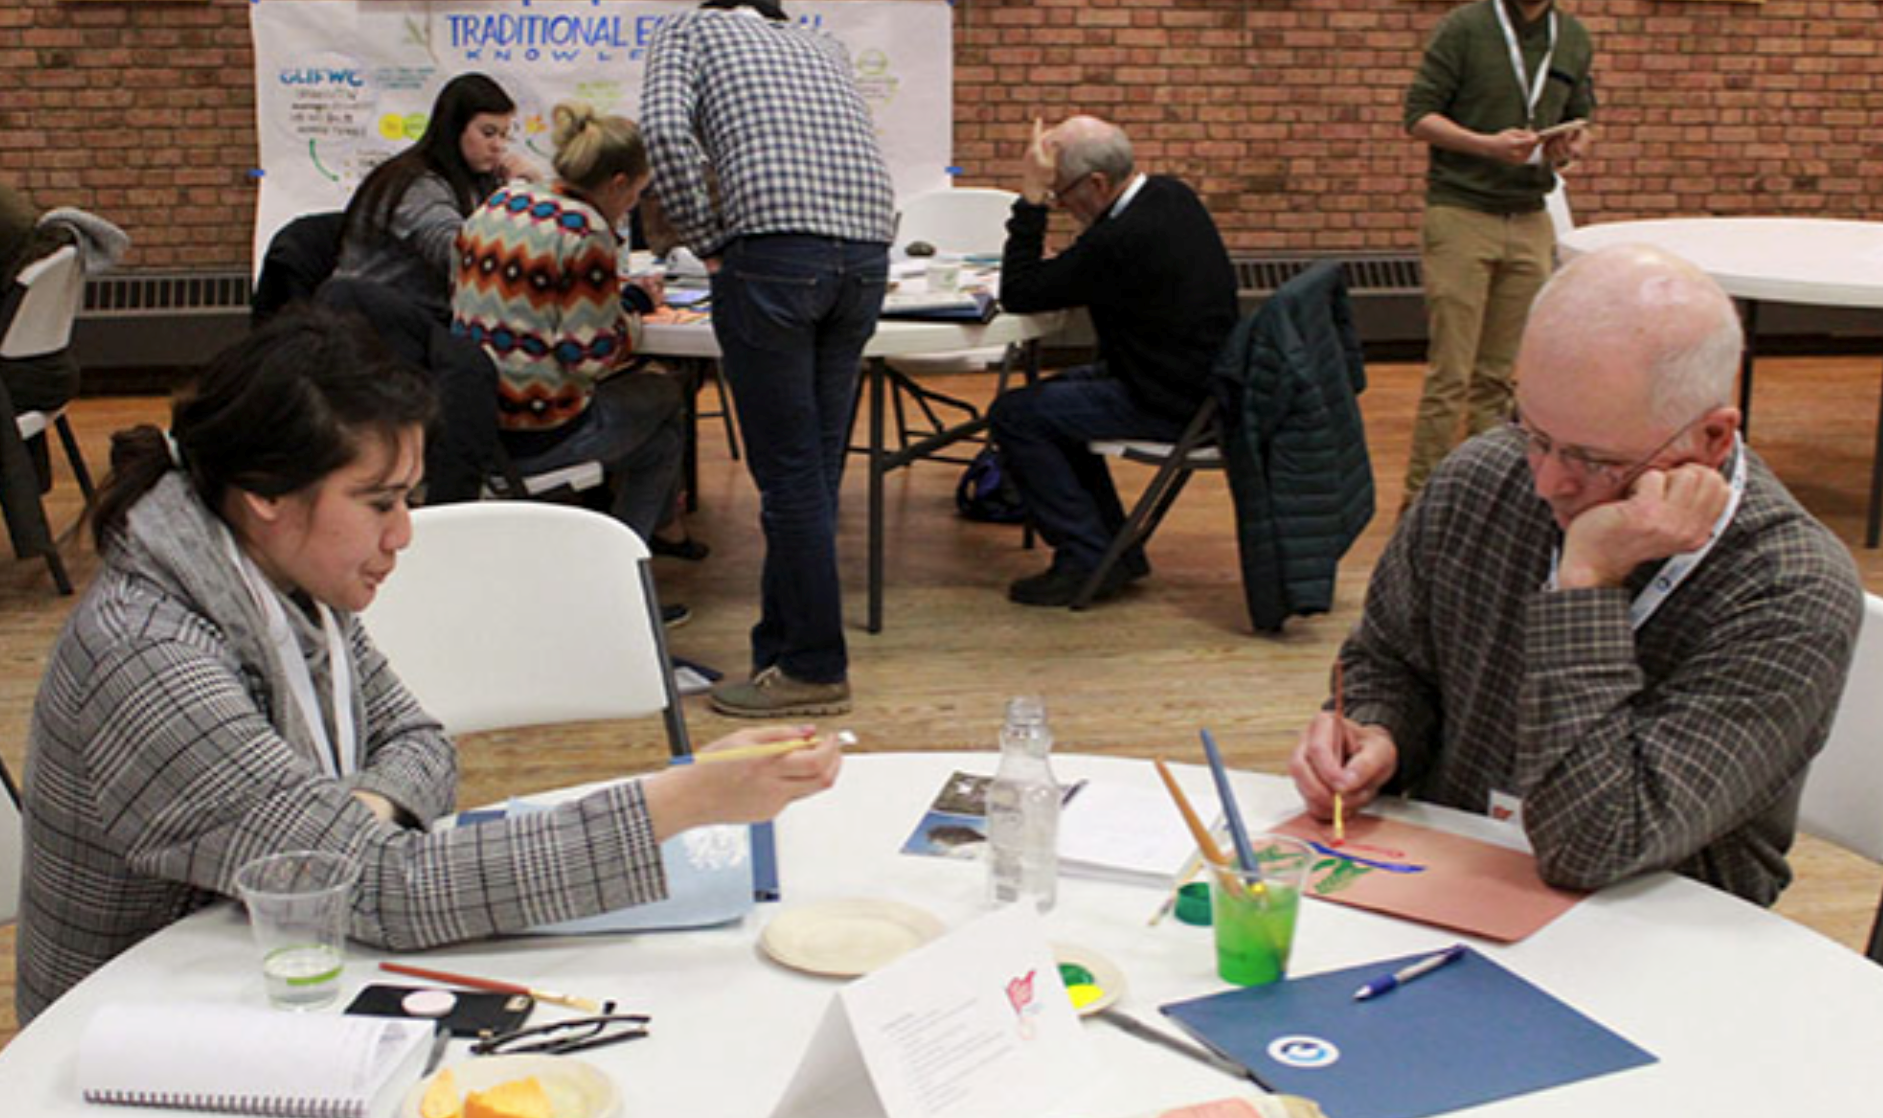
[990,115,1238,607]
[1289,243,1863,907]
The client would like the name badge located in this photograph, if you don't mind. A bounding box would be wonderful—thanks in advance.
[1488,790,1526,827]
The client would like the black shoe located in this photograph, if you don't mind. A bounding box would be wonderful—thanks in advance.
[1123,548,1152,581]
[651,534,711,561]
[661,602,692,628]
[1007,562,1132,608]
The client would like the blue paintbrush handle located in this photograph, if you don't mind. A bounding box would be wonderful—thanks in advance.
[1199,728,1260,875]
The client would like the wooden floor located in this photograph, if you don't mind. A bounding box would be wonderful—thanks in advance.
[2,355,1880,1049]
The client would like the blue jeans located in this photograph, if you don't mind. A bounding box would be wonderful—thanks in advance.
[711,235,888,684]
[990,366,1188,572]
[502,370,685,542]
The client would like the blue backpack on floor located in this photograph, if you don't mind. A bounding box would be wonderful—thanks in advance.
[955,445,1027,524]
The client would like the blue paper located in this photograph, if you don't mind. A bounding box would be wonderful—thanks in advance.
[1160,948,1655,1118]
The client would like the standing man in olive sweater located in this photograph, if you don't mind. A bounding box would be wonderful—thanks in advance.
[992,116,1238,608]
[1401,0,1595,504]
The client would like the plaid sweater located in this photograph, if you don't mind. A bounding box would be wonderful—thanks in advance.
[452,182,634,431]
[1343,427,1862,905]
[17,474,666,1023]
[639,7,895,257]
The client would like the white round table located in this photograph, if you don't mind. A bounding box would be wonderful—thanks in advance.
[4,752,1880,1117]
[1559,217,1883,545]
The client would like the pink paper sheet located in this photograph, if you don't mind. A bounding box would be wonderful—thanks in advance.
[1269,812,1587,942]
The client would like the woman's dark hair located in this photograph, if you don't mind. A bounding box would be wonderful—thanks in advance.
[91,305,438,550]
[700,0,787,19]
[342,73,516,243]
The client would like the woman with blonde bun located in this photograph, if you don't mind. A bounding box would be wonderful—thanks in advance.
[451,101,691,552]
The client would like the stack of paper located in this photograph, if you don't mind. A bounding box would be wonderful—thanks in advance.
[1057,781,1222,886]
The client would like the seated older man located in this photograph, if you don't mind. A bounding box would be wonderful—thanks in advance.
[1290,244,1863,906]
[991,115,1238,607]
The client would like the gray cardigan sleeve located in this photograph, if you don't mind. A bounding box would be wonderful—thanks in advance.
[77,630,668,951]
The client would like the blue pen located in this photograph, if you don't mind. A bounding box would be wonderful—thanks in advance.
[1198,728,1260,875]
[1353,945,1467,1001]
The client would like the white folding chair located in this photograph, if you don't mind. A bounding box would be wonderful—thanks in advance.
[361,502,690,755]
[1798,591,1883,963]
[2,244,96,593]
[0,756,22,925]
[874,188,1024,459]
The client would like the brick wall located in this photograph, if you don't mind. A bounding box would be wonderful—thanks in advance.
[2,0,1878,271]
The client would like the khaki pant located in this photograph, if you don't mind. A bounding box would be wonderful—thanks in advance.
[1403,204,1555,499]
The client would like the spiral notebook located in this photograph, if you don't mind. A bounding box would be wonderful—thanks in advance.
[79,1002,435,1117]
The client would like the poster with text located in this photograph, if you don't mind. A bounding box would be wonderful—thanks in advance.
[249,0,952,270]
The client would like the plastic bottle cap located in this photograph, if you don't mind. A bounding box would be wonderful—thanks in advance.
[1175,881,1213,926]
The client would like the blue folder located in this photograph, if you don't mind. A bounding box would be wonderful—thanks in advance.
[1160,947,1655,1118]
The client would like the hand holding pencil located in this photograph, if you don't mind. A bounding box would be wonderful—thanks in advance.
[643,725,846,840]
[1286,659,1399,826]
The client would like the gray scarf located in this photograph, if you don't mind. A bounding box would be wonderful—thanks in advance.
[113,472,364,777]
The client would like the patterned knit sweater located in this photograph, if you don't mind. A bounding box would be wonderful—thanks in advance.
[451,182,636,431]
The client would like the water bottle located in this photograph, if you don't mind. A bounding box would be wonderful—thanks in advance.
[985,695,1060,912]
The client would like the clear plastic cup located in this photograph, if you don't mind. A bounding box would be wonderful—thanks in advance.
[1209,834,1313,986]
[234,851,358,1010]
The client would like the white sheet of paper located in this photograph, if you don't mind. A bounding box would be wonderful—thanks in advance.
[769,906,1099,1118]
[1058,782,1223,885]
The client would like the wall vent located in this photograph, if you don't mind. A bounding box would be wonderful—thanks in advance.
[83,270,254,318]
[1235,254,1423,296]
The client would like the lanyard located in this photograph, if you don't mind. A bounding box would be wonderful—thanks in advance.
[1493,0,1556,127]
[1548,434,1748,631]
[221,528,357,778]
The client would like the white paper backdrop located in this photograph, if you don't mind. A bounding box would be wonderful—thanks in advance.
[249,0,953,269]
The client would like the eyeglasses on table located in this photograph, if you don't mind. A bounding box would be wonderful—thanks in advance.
[471,1001,651,1057]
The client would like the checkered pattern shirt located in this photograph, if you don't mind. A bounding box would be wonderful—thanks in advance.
[639,8,895,258]
[16,486,668,1023]
[1343,427,1863,905]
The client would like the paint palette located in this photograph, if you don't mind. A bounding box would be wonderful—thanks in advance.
[1053,942,1126,1017]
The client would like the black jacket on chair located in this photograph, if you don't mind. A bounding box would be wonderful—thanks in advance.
[1213,261,1373,632]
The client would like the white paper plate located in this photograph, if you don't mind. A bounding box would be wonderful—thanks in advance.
[1054,941,1127,1017]
[759,898,947,977]
[402,1054,619,1118]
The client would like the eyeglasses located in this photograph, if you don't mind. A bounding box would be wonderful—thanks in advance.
[1046,172,1094,207]
[472,1003,650,1057]
[1510,410,1707,488]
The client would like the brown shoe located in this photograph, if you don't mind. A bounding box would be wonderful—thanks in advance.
[709,665,852,718]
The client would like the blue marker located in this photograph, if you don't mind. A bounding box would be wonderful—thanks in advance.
[1198,728,1260,876]
[1353,945,1467,1001]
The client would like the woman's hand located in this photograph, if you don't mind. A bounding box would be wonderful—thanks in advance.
[642,725,843,840]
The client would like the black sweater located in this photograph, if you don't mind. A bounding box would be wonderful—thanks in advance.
[999,175,1238,422]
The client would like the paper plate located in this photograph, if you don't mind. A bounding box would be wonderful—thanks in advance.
[759,898,947,977]
[402,1054,619,1118]
[1053,941,1127,1017]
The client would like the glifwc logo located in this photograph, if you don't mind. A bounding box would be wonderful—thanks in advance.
[1268,1034,1341,1069]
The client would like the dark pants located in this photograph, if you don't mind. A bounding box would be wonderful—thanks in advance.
[990,365,1187,573]
[502,370,685,542]
[711,234,888,684]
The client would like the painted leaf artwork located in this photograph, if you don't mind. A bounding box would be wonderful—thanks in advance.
[1270,812,1587,942]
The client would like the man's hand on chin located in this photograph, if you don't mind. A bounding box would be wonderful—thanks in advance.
[1556,464,1732,590]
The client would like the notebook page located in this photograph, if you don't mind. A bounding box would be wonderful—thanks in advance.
[80,1002,432,1116]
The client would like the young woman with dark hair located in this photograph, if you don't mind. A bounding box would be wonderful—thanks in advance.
[333,73,536,318]
[15,306,840,1024]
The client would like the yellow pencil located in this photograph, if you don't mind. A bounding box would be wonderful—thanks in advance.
[695,729,856,765]
[1333,660,1347,842]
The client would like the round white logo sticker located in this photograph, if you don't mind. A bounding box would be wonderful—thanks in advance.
[1267,1034,1341,1069]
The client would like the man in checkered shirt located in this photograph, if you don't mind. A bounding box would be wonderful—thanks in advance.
[641,0,894,719]
[1290,244,1863,906]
